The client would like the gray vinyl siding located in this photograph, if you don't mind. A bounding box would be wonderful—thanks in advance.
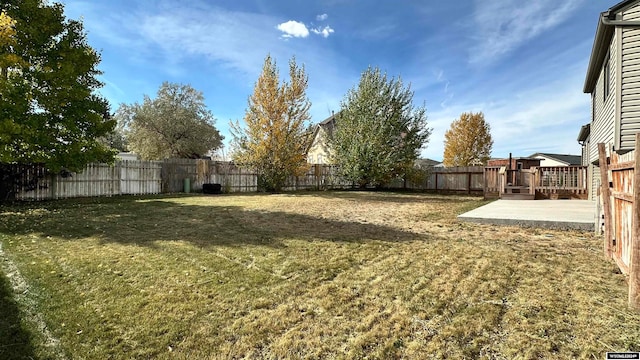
[588,30,617,200]
[588,49,616,164]
[581,143,588,166]
[621,3,640,149]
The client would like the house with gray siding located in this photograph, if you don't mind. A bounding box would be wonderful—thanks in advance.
[582,0,640,200]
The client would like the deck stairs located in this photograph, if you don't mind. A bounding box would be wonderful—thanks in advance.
[500,186,535,200]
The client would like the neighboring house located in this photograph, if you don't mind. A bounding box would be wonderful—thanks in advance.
[529,153,582,167]
[305,113,440,168]
[415,158,442,168]
[581,0,640,200]
[116,152,139,161]
[306,112,337,164]
[487,157,540,170]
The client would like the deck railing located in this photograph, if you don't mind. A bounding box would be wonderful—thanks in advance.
[484,166,588,199]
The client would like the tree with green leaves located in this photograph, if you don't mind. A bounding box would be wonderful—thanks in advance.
[231,55,311,192]
[443,112,493,166]
[330,66,431,188]
[0,0,115,172]
[116,82,223,160]
[100,125,128,153]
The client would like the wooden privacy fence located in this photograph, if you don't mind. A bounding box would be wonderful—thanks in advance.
[162,159,258,193]
[383,166,484,193]
[7,160,487,200]
[15,161,161,201]
[598,136,640,310]
[175,161,483,193]
[429,166,484,193]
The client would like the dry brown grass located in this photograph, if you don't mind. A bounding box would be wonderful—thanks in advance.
[0,191,638,359]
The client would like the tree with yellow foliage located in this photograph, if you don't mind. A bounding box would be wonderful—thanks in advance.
[231,55,311,192]
[443,112,493,166]
[0,11,21,80]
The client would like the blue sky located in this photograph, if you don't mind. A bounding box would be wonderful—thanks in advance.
[61,0,608,161]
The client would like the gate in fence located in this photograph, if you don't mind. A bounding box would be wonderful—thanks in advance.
[598,136,640,310]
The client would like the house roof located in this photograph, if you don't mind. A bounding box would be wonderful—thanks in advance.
[584,0,640,93]
[305,112,338,153]
[530,153,582,166]
[577,123,590,142]
[415,158,441,167]
[489,157,539,161]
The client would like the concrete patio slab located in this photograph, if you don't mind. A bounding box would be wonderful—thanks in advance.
[458,200,596,231]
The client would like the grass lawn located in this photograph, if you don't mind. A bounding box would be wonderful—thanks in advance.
[0,192,639,359]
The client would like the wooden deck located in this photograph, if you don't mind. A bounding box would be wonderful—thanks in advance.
[484,166,588,200]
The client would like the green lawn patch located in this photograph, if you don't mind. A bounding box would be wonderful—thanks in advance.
[0,192,638,359]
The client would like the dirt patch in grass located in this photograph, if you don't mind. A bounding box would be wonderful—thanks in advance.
[0,192,638,359]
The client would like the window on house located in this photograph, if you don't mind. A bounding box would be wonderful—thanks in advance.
[317,154,323,164]
[604,55,610,101]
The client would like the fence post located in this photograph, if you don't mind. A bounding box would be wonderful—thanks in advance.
[483,168,487,198]
[630,133,640,310]
[598,143,613,260]
[50,173,57,200]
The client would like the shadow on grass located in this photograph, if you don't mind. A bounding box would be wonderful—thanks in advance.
[0,194,429,248]
[0,271,36,360]
[296,190,484,205]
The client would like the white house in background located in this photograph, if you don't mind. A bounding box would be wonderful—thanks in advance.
[580,0,640,200]
[306,112,337,164]
[116,152,139,161]
[529,153,582,167]
[415,158,443,168]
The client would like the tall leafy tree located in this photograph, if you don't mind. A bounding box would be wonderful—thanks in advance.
[443,111,493,166]
[231,55,311,192]
[0,11,22,81]
[330,66,431,188]
[0,0,115,172]
[100,125,128,153]
[116,82,223,160]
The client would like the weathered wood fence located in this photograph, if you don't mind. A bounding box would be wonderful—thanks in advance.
[428,166,484,193]
[598,135,640,310]
[15,161,162,201]
[6,160,485,200]
[161,159,258,193]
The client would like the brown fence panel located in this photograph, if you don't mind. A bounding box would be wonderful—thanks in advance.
[599,138,640,310]
[426,167,483,194]
[483,167,501,199]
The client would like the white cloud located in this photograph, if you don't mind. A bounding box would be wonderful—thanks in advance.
[276,20,310,38]
[316,13,328,21]
[312,26,335,38]
[469,0,584,65]
[80,2,352,101]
